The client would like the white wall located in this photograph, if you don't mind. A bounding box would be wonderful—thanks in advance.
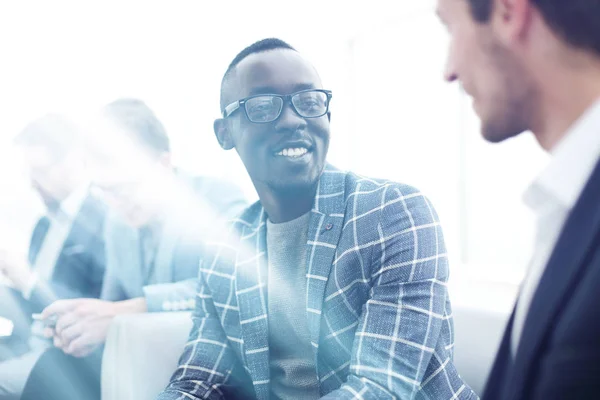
[0,0,547,284]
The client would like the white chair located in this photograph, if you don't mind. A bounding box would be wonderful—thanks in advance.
[101,312,192,400]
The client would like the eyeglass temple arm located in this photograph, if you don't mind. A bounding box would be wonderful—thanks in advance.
[223,101,241,118]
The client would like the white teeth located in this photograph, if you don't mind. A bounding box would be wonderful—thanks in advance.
[277,147,308,157]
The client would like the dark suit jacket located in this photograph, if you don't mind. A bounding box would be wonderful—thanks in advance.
[0,192,107,355]
[27,192,107,312]
[484,158,600,400]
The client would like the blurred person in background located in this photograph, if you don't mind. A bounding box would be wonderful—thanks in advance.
[158,38,476,400]
[21,98,247,400]
[437,0,600,398]
[0,114,107,400]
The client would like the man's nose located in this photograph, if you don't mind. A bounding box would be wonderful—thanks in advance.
[274,102,307,133]
[443,53,458,83]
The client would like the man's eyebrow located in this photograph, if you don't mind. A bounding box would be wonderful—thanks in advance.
[291,83,317,92]
[248,83,316,96]
[248,86,278,96]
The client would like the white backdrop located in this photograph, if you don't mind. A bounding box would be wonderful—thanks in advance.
[0,0,548,283]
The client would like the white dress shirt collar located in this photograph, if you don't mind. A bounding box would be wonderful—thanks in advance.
[525,98,600,212]
[513,97,600,356]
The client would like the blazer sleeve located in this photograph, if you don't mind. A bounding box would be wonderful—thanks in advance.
[99,216,128,302]
[156,264,240,400]
[143,236,202,313]
[322,186,476,399]
[142,278,197,313]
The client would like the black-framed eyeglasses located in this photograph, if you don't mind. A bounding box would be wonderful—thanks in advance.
[222,89,332,124]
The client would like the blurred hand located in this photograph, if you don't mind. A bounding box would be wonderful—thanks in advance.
[0,250,33,292]
[42,297,147,358]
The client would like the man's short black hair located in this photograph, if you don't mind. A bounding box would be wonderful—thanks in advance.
[220,38,297,112]
[466,0,600,56]
[14,114,80,161]
[103,98,170,154]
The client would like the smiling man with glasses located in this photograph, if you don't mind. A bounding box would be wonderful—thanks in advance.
[158,38,475,400]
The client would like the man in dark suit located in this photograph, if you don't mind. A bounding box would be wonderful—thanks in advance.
[437,0,600,398]
[0,114,106,399]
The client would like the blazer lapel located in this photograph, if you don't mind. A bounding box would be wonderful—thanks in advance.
[483,309,516,400]
[109,213,145,296]
[28,216,51,265]
[152,216,180,284]
[233,207,271,400]
[305,166,347,356]
[509,158,600,398]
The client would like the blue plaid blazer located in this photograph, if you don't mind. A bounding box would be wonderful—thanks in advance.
[159,165,477,400]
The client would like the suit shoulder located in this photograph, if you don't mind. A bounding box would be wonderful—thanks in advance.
[342,172,439,229]
[344,171,426,203]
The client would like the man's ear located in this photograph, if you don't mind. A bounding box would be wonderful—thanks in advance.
[493,0,532,45]
[214,118,235,150]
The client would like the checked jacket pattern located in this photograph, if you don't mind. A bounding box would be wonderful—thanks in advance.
[159,165,477,400]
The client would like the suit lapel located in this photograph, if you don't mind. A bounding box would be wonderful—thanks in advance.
[233,206,270,400]
[152,216,180,283]
[28,216,51,265]
[110,212,145,295]
[305,166,347,357]
[483,308,516,400]
[510,158,600,398]
[49,194,104,281]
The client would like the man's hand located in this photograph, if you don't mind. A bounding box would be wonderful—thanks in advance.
[42,297,147,358]
[0,250,34,292]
